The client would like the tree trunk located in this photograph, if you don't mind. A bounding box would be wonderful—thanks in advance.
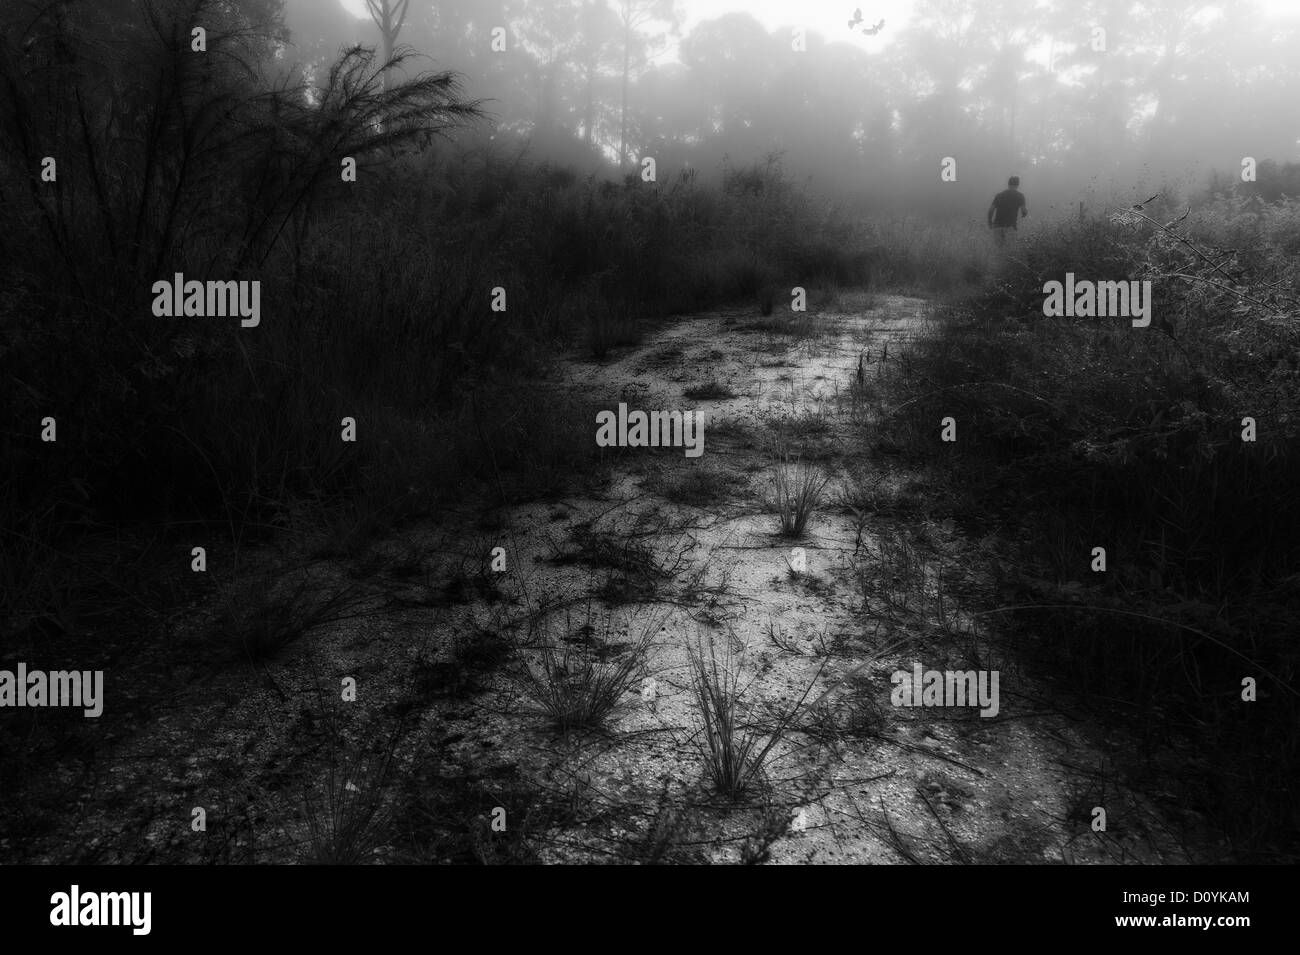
[381,32,393,91]
[619,22,630,167]
[539,59,556,131]
[584,71,594,146]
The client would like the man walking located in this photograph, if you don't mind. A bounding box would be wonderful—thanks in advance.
[988,176,1028,246]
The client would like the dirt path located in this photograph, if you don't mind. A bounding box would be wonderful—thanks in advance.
[423,289,1200,864]
[15,291,1205,864]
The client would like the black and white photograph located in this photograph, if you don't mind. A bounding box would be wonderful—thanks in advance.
[0,0,1293,933]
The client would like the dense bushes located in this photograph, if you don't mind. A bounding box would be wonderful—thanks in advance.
[2,2,976,661]
[0,0,934,542]
[876,196,1300,859]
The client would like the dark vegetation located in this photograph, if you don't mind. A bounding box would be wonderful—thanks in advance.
[873,189,1300,861]
[0,0,909,669]
[0,2,914,859]
[3,0,1299,864]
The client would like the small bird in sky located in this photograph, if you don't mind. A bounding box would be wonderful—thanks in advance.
[848,7,863,29]
[863,18,886,36]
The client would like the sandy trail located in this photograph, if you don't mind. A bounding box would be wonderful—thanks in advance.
[444,290,1196,864]
[19,291,1205,864]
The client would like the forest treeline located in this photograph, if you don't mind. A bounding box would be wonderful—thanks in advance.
[280,0,1300,213]
[3,0,1298,615]
[2,0,1299,860]
[0,0,897,643]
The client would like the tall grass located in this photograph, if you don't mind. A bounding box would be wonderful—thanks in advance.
[513,602,664,737]
[875,196,1300,860]
[688,638,820,800]
[772,456,830,538]
[0,0,986,752]
[300,741,397,865]
[1,1,960,567]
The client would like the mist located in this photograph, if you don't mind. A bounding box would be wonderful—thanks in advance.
[2,0,1299,891]
[284,0,1300,213]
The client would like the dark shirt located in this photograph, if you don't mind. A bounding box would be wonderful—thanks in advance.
[990,188,1026,228]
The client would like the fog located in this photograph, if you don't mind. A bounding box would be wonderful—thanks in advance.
[284,0,1300,214]
[4,0,1299,875]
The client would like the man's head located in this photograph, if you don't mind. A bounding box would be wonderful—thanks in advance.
[1008,176,1020,188]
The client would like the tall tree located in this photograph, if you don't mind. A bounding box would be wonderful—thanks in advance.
[574,0,620,149]
[282,0,365,67]
[515,0,584,135]
[614,0,680,167]
[678,14,775,158]
[364,0,410,79]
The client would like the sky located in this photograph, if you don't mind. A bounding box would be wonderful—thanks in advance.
[679,0,914,47]
[684,0,1300,32]
[337,0,913,51]
[338,0,1300,22]
[337,0,1300,64]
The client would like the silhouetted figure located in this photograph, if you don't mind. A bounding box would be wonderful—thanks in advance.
[988,176,1028,246]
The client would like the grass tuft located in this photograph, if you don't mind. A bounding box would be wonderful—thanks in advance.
[513,603,663,737]
[687,637,823,799]
[772,456,830,538]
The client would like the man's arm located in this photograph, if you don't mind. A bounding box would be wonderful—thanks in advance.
[988,201,997,226]
[1020,194,1028,218]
